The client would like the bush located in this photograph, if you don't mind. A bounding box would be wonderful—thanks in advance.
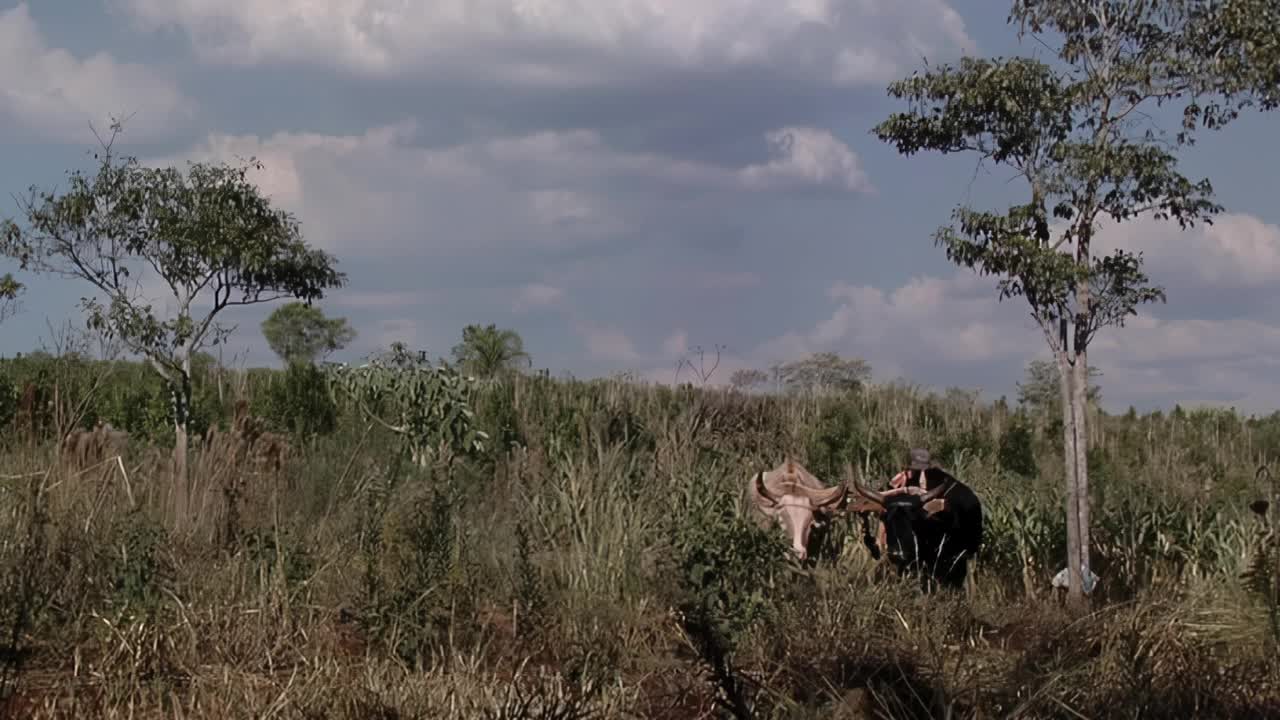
[257,361,339,437]
[998,416,1038,478]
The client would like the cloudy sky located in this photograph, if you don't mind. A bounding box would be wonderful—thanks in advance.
[2,1,1279,415]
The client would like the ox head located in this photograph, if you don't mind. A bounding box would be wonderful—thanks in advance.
[748,460,848,562]
[845,463,949,567]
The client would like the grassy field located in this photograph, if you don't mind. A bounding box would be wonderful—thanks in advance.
[1,351,1279,719]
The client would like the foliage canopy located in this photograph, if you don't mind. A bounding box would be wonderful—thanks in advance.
[0,123,346,392]
[261,301,356,366]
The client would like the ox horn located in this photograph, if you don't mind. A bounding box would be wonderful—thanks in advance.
[845,462,885,505]
[793,480,847,509]
[753,471,779,506]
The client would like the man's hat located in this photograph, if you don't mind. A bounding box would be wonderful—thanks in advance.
[908,448,931,470]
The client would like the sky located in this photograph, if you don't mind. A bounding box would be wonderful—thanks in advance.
[1,0,1279,416]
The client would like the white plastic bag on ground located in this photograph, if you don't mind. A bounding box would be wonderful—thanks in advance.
[1052,565,1099,594]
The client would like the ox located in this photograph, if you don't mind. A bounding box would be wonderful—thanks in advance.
[846,463,983,591]
[746,459,848,562]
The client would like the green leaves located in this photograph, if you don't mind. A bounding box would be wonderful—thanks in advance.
[1,125,345,381]
[872,1,1280,347]
[0,274,19,301]
[0,272,21,323]
[450,324,531,380]
[261,301,357,366]
[1,122,346,461]
[770,351,871,396]
[325,346,490,469]
[875,56,1074,165]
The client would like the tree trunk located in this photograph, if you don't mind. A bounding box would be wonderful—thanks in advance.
[1070,221,1094,609]
[171,349,193,531]
[1071,349,1092,603]
[173,410,189,528]
[1056,348,1083,605]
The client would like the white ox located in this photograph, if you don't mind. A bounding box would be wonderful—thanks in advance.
[745,459,848,561]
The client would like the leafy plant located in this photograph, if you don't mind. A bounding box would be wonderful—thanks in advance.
[1241,466,1280,650]
[110,508,168,611]
[259,360,339,437]
[261,301,356,366]
[997,415,1038,479]
[325,344,489,469]
[512,521,548,646]
[770,351,871,396]
[667,475,789,719]
[0,272,20,324]
[451,324,532,380]
[241,527,316,593]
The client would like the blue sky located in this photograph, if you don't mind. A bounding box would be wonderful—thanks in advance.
[2,1,1279,414]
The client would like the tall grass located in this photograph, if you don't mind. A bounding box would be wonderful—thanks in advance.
[1,354,1279,718]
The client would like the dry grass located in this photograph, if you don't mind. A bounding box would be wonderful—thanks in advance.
[2,370,1279,719]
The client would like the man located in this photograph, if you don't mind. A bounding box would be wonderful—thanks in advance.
[865,448,955,556]
[890,448,954,499]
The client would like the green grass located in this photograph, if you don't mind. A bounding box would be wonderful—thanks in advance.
[1,356,1278,718]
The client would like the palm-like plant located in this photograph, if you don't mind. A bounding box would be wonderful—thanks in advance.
[450,324,532,379]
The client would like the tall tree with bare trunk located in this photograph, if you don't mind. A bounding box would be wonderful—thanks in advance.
[874,0,1278,606]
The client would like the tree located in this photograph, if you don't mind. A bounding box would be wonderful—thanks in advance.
[771,352,871,395]
[0,273,21,323]
[873,0,1277,605]
[0,121,345,527]
[1017,359,1101,417]
[729,368,769,392]
[450,324,531,379]
[261,301,356,366]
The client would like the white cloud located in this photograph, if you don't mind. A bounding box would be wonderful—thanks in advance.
[513,203,1280,414]
[578,323,642,364]
[778,273,1039,365]
[0,3,192,142]
[514,283,565,312]
[153,122,872,258]
[1095,211,1280,289]
[1091,316,1280,366]
[116,0,973,88]
[528,190,598,226]
[582,271,1036,392]
[734,210,1280,413]
[662,330,689,358]
[739,127,873,193]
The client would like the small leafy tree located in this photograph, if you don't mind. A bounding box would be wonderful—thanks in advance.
[326,343,489,470]
[771,352,871,396]
[1018,359,1101,417]
[0,273,21,323]
[0,122,345,526]
[260,301,356,365]
[450,323,531,380]
[873,0,1278,604]
[728,368,769,392]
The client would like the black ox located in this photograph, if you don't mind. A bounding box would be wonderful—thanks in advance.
[846,464,984,591]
